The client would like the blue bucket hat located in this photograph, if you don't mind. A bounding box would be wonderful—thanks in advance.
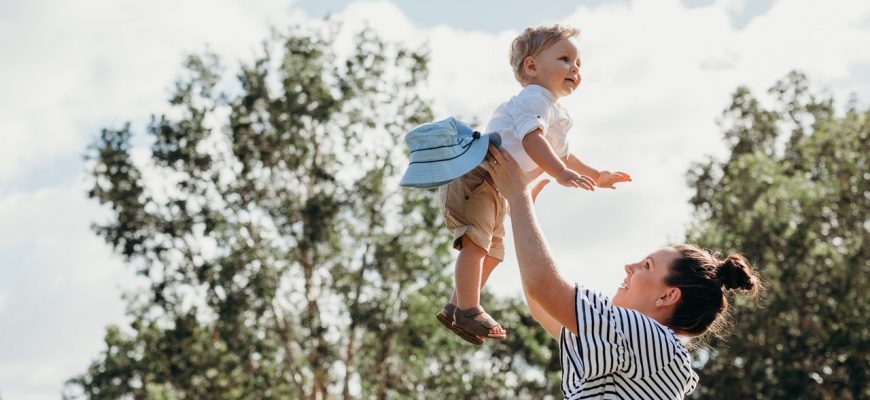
[399,117,502,189]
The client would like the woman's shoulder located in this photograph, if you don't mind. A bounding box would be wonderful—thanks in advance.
[570,285,698,391]
[574,284,613,310]
[574,285,688,358]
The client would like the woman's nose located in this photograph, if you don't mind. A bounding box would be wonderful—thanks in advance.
[624,264,633,274]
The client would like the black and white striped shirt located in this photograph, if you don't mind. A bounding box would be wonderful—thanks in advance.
[560,285,699,399]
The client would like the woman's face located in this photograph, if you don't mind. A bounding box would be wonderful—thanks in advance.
[612,247,680,314]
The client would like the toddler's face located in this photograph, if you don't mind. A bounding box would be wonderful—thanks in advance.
[525,38,581,98]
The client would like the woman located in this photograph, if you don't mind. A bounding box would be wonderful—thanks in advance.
[481,146,762,399]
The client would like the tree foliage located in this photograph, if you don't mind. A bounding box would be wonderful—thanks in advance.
[686,71,869,399]
[65,26,558,399]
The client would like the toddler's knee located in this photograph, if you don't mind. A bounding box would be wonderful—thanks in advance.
[459,235,487,255]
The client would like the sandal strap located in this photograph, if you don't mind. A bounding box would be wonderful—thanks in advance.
[439,303,457,321]
[478,318,498,329]
[454,305,485,320]
[454,305,502,333]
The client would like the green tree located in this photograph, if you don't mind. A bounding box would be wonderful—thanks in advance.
[65,26,558,399]
[686,71,869,399]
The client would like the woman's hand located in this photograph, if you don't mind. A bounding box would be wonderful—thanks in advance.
[483,145,554,202]
[481,145,531,202]
[531,179,550,203]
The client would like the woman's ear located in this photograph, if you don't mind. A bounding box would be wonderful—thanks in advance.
[523,56,537,78]
[656,287,681,308]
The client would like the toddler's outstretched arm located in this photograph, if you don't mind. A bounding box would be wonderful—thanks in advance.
[522,129,594,191]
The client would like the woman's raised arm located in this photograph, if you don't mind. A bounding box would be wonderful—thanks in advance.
[481,146,579,335]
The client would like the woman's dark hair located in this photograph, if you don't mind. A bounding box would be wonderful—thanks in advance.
[665,244,762,340]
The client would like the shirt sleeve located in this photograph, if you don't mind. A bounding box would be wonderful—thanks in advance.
[511,93,552,141]
[560,285,626,380]
[560,285,685,380]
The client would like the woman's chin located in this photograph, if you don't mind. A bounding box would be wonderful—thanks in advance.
[611,292,624,307]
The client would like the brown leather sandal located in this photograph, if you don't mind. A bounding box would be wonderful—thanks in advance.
[436,303,485,345]
[452,305,507,340]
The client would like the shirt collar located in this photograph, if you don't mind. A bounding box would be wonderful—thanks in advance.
[522,84,557,103]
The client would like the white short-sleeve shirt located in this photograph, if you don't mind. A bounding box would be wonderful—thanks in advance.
[484,84,572,172]
[560,285,699,399]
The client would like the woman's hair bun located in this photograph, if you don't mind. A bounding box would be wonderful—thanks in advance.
[716,253,756,292]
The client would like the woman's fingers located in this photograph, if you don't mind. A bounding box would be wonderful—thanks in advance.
[482,146,507,177]
[487,145,503,163]
[531,179,550,203]
[480,161,494,176]
[489,144,519,168]
[498,146,516,163]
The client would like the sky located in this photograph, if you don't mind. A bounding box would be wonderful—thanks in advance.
[1,0,869,398]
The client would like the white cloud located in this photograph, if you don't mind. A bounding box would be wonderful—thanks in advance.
[0,0,306,182]
[0,180,142,400]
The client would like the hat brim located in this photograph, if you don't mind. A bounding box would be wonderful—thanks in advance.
[399,132,500,189]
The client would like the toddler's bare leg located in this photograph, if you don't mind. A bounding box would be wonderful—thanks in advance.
[449,254,501,304]
[454,236,486,310]
[453,237,505,336]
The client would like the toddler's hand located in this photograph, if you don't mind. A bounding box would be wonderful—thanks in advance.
[556,169,595,191]
[596,171,632,189]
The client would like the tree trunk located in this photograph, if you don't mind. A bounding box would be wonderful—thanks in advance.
[375,330,394,400]
[271,304,308,399]
[375,297,403,399]
[342,243,370,399]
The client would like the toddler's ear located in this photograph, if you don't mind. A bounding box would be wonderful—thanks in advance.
[523,56,537,77]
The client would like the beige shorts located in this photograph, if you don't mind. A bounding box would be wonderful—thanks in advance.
[439,166,507,260]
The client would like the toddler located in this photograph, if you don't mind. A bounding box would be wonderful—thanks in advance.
[436,24,631,344]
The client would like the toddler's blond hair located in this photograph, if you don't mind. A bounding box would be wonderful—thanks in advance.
[510,24,580,85]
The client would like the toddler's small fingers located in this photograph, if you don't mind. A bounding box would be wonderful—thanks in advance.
[575,180,593,191]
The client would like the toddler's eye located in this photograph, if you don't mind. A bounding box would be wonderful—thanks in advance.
[560,56,569,62]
